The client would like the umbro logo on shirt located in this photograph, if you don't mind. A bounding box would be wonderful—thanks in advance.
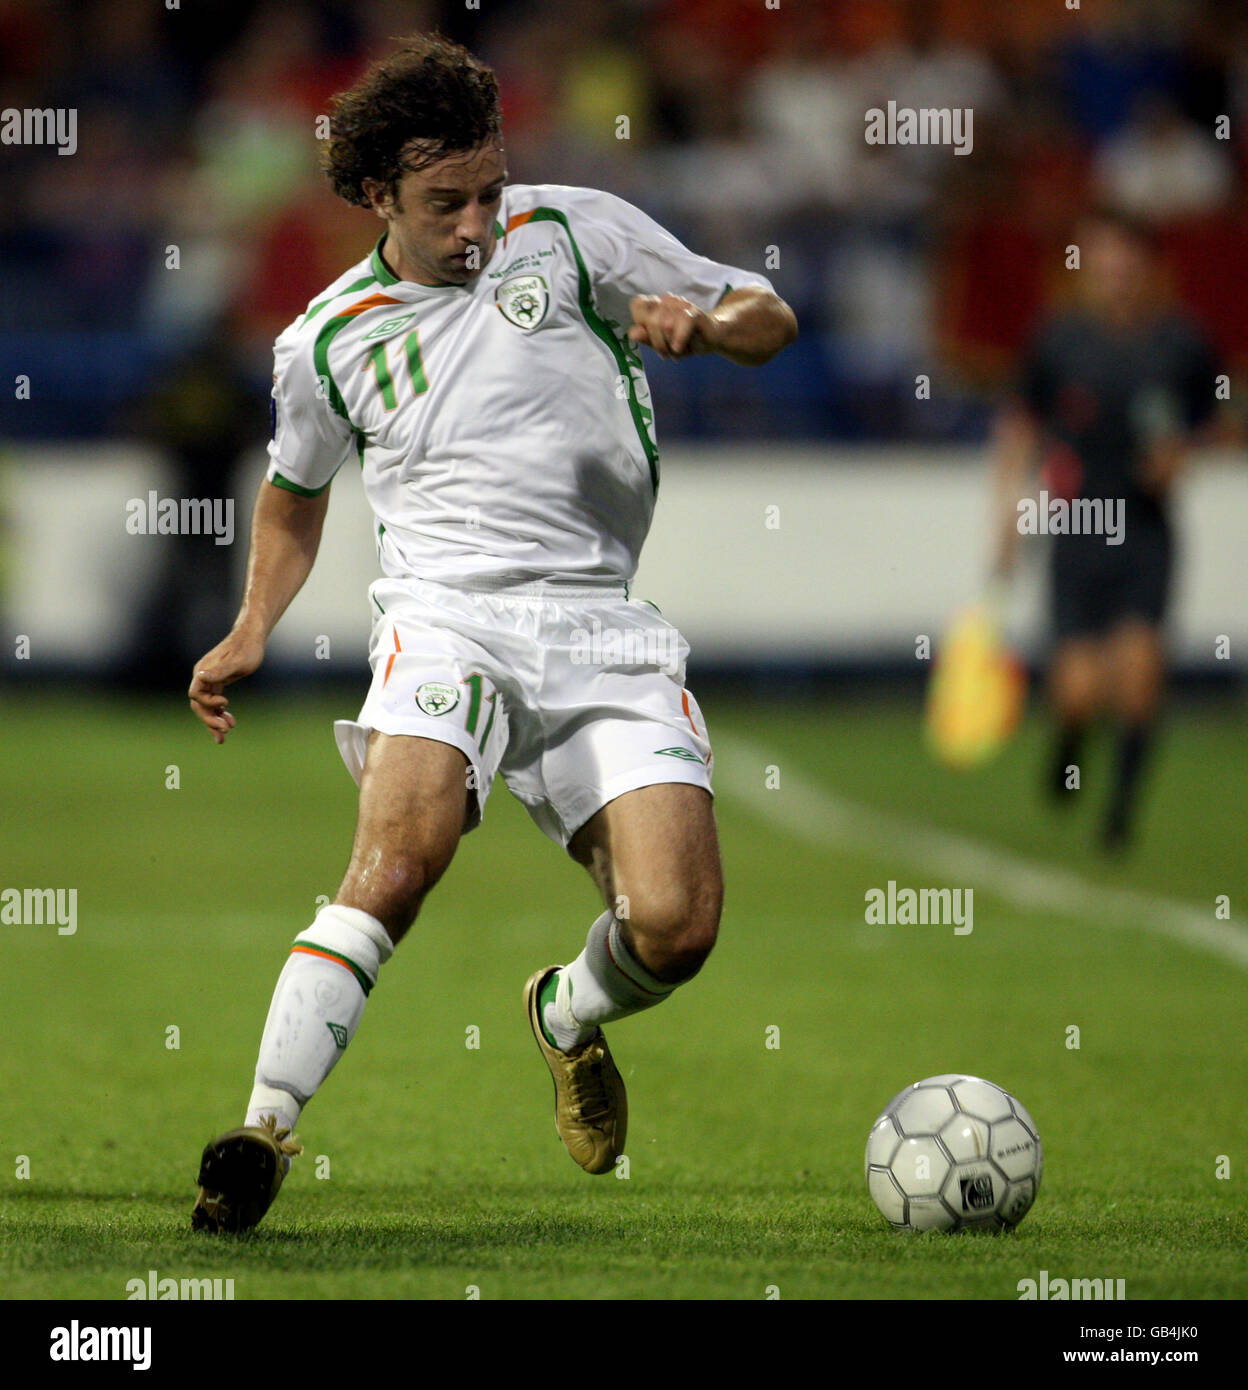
[363,313,417,341]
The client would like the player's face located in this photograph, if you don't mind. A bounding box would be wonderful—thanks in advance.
[370,140,507,287]
[1082,224,1151,321]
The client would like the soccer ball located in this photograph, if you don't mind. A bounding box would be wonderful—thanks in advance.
[865,1074,1042,1232]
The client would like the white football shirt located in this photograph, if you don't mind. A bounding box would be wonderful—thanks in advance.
[266,183,774,588]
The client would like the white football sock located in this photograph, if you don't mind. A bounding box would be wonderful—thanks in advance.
[245,905,393,1135]
[542,909,678,1051]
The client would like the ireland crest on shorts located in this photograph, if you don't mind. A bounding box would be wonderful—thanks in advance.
[495,274,549,331]
[415,682,459,716]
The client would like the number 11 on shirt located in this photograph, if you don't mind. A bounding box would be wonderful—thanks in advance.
[363,329,430,411]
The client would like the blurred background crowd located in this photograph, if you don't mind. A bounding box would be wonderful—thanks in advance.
[2,0,1246,449]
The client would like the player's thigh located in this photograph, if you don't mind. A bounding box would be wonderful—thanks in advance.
[1104,618,1166,721]
[336,731,471,941]
[569,782,723,940]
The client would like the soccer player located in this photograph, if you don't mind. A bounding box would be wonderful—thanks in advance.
[991,208,1220,850]
[186,34,797,1232]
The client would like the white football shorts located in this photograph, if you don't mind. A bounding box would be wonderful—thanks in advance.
[333,577,713,847]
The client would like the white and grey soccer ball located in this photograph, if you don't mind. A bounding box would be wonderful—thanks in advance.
[866,1074,1043,1232]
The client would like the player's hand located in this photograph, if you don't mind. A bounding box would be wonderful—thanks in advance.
[188,630,265,744]
[1139,441,1183,497]
[991,524,1020,581]
[627,294,718,360]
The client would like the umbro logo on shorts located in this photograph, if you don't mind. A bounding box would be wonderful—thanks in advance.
[654,747,703,763]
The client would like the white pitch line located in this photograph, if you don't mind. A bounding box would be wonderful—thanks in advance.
[713,732,1248,972]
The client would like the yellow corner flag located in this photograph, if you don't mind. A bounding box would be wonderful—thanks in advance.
[925,595,1026,769]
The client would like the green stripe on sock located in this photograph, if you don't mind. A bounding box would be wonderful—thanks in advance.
[292,942,373,997]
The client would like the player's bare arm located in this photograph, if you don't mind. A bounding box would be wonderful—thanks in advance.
[989,403,1039,579]
[627,286,797,365]
[188,480,330,743]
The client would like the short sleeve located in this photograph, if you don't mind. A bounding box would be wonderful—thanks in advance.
[562,188,775,327]
[265,321,354,497]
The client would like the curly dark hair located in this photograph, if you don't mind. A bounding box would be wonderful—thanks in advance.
[322,33,502,209]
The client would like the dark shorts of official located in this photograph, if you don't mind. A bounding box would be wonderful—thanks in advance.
[1049,520,1172,640]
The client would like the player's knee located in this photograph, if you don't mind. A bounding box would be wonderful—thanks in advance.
[626,881,721,982]
[1052,668,1099,723]
[660,921,719,982]
[337,851,443,941]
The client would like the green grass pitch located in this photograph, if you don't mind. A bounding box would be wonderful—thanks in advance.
[2,688,1244,1299]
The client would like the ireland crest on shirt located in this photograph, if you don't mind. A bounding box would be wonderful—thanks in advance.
[495,274,549,331]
